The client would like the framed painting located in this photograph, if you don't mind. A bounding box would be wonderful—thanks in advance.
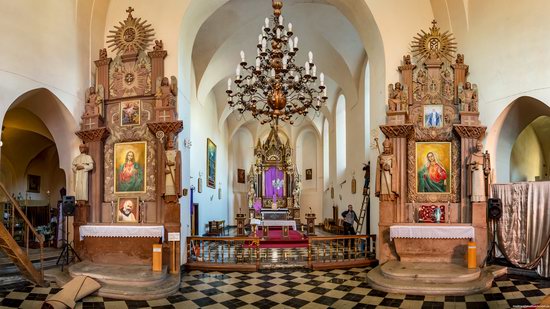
[305,169,313,180]
[207,138,216,188]
[416,142,451,193]
[121,100,141,126]
[423,105,443,128]
[117,197,139,223]
[27,174,40,193]
[237,169,245,183]
[114,141,147,193]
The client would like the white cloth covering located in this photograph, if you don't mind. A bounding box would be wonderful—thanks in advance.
[390,224,475,240]
[79,225,164,241]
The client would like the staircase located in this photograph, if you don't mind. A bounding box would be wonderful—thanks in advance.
[0,183,46,286]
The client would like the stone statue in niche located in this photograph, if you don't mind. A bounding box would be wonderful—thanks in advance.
[84,85,104,117]
[458,82,478,112]
[388,82,408,112]
[247,181,255,208]
[467,140,491,202]
[293,173,302,208]
[375,139,397,199]
[72,144,94,202]
[163,133,181,197]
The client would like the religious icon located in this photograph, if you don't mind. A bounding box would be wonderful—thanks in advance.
[237,169,245,184]
[416,142,451,193]
[117,197,139,223]
[27,175,41,193]
[423,105,443,128]
[206,138,216,188]
[305,168,313,180]
[114,141,147,193]
[120,100,141,126]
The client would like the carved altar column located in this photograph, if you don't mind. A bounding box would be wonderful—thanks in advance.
[453,123,486,223]
[94,53,111,101]
[452,56,469,103]
[148,49,167,93]
[398,57,416,105]
[76,128,110,223]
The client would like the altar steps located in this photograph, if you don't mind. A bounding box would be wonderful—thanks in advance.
[367,261,494,296]
[46,260,180,300]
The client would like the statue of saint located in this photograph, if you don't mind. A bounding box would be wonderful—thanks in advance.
[155,76,177,108]
[468,140,491,202]
[84,86,104,117]
[388,82,407,111]
[72,144,94,202]
[458,82,479,112]
[293,173,302,208]
[375,139,397,198]
[164,134,181,197]
[247,182,255,208]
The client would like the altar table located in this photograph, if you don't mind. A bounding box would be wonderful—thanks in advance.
[79,225,165,241]
[390,224,475,240]
[250,219,296,230]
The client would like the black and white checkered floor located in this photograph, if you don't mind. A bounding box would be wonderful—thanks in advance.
[1,267,549,308]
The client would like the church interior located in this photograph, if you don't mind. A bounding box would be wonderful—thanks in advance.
[1,0,550,308]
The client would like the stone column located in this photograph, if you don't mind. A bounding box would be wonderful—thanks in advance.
[76,128,110,223]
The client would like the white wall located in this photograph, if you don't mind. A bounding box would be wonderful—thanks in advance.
[229,127,254,224]
[510,125,545,182]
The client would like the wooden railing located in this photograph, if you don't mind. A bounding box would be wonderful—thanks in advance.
[186,234,377,271]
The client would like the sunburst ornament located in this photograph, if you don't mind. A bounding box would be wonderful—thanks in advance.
[411,20,456,62]
[106,7,155,55]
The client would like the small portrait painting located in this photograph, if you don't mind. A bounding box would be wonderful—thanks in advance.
[121,100,141,126]
[27,175,41,193]
[117,197,139,223]
[416,142,451,193]
[305,169,313,180]
[237,169,245,184]
[114,141,147,193]
[207,138,216,188]
[423,105,443,128]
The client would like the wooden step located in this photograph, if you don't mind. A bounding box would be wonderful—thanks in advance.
[380,260,481,283]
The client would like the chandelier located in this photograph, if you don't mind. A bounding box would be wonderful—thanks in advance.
[226,0,327,126]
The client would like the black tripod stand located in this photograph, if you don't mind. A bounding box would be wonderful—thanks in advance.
[485,218,498,265]
[56,215,81,271]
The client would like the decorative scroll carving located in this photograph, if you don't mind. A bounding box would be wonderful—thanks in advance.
[109,51,152,98]
[453,125,486,140]
[380,124,414,138]
[75,128,110,143]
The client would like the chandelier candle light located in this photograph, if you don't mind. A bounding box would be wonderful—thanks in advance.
[226,0,328,126]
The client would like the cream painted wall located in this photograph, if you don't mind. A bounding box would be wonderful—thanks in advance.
[229,127,254,224]
[510,125,545,182]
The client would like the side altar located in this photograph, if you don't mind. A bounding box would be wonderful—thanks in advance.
[246,127,302,225]
[72,7,182,274]
[367,21,493,295]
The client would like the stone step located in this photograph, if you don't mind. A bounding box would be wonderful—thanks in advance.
[68,260,168,287]
[380,260,481,283]
[367,264,494,296]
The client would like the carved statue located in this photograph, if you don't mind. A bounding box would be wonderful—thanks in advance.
[388,82,408,111]
[441,68,453,99]
[403,55,411,65]
[155,76,177,107]
[153,40,164,51]
[293,173,302,208]
[456,53,464,64]
[72,144,94,202]
[164,134,181,197]
[247,182,255,208]
[84,85,104,117]
[414,69,428,101]
[375,139,397,198]
[99,48,107,60]
[468,140,491,202]
[458,82,478,112]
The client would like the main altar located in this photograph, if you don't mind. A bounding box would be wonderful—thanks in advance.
[247,127,301,224]
[367,21,493,295]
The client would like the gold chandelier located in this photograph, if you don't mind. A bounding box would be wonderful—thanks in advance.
[226,0,327,126]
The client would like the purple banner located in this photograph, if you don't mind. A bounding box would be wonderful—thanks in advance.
[265,167,284,200]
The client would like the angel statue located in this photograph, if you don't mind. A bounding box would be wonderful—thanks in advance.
[458,82,479,112]
[84,85,104,117]
[155,76,177,108]
[387,82,408,112]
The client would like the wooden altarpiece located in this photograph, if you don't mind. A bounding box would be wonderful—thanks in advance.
[377,21,488,266]
[74,7,182,272]
[247,127,301,224]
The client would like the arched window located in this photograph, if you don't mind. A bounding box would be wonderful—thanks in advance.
[323,118,329,188]
[336,94,346,178]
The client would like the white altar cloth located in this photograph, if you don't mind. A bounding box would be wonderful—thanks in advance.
[249,219,296,230]
[390,224,475,241]
[79,225,164,241]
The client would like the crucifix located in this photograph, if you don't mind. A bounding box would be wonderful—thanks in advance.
[84,118,96,130]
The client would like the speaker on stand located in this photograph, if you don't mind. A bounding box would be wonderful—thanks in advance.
[56,196,81,270]
[486,198,502,265]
